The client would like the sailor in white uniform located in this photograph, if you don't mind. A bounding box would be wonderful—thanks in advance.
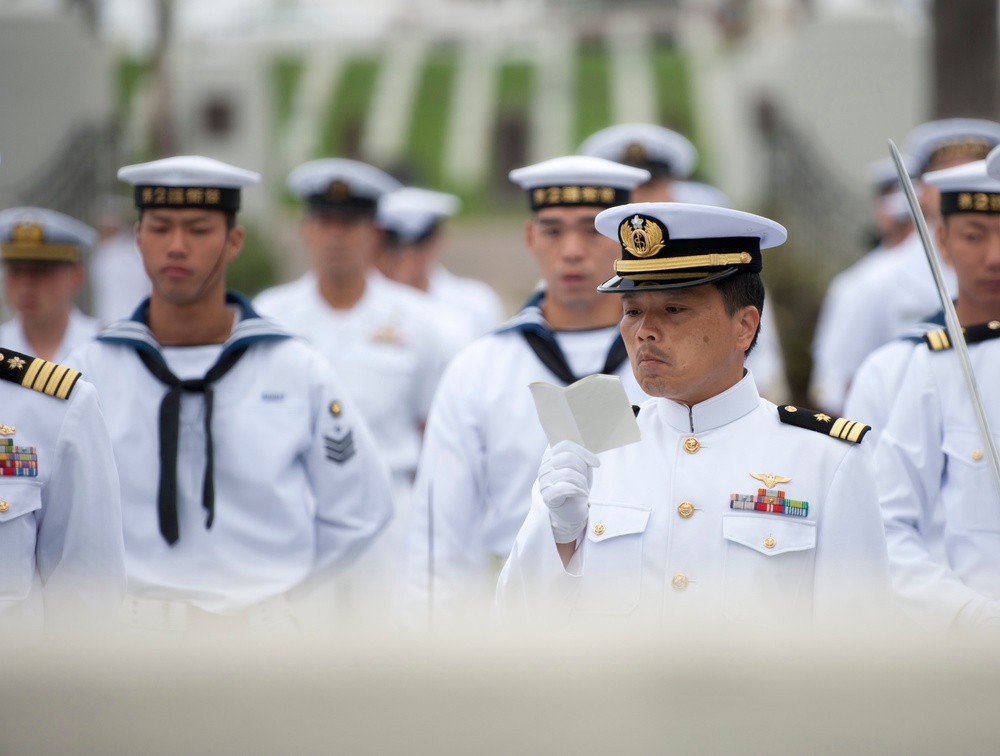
[875,150,1000,633]
[253,158,454,621]
[579,123,789,404]
[810,119,1000,414]
[397,156,652,629]
[0,207,100,362]
[376,186,505,337]
[498,202,893,631]
[67,156,393,633]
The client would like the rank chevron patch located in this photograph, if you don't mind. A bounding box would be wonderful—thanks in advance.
[323,431,355,464]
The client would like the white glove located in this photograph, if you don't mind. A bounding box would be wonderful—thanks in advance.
[538,440,600,543]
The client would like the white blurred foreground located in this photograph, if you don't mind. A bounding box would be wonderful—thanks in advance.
[1,628,998,755]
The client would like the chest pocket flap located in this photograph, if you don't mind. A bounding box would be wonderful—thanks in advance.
[723,514,816,556]
[587,502,651,543]
[0,483,42,523]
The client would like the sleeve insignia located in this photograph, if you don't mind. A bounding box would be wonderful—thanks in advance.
[778,405,870,444]
[0,349,80,400]
[323,432,355,464]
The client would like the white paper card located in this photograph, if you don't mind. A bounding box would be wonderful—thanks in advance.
[529,373,641,454]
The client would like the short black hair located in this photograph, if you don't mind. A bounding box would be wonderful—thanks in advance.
[712,271,764,356]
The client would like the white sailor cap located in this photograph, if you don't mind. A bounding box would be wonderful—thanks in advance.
[376,187,460,244]
[902,119,1000,173]
[508,156,650,212]
[287,158,401,215]
[984,143,1000,180]
[118,155,260,213]
[670,180,732,208]
[0,207,97,264]
[594,202,786,292]
[867,154,917,193]
[923,160,1000,215]
[577,123,697,180]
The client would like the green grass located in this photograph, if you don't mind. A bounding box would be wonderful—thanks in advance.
[496,61,534,114]
[404,49,458,187]
[573,44,612,147]
[650,47,701,174]
[270,56,305,133]
[115,57,153,114]
[316,56,380,158]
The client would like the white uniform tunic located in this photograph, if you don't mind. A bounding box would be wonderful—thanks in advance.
[876,327,1000,631]
[0,356,125,632]
[254,271,452,485]
[398,295,649,628]
[498,373,893,631]
[66,295,392,617]
[0,308,100,364]
[427,264,506,337]
[89,232,151,324]
[811,233,956,414]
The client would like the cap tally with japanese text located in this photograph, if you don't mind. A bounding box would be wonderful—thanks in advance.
[118,155,261,213]
[924,159,1000,215]
[595,202,787,292]
[508,156,650,212]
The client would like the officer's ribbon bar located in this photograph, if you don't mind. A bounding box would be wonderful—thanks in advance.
[0,439,37,476]
[730,488,808,517]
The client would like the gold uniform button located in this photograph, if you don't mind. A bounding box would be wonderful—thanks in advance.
[677,501,695,519]
[764,536,776,549]
[671,574,688,591]
[0,500,8,513]
[683,437,700,454]
[973,450,984,461]
[593,523,606,536]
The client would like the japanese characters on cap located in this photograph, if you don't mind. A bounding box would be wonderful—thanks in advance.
[118,155,261,213]
[924,159,1000,215]
[508,155,650,212]
[594,202,787,292]
[0,207,97,264]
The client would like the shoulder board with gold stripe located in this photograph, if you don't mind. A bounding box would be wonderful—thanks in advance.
[777,405,870,444]
[923,320,1000,351]
[0,348,81,400]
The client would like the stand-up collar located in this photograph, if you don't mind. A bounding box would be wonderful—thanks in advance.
[659,371,761,434]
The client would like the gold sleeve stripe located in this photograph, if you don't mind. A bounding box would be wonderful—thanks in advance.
[31,360,56,392]
[846,422,867,443]
[926,330,950,351]
[54,369,81,400]
[20,358,43,388]
[830,417,848,439]
[43,364,69,396]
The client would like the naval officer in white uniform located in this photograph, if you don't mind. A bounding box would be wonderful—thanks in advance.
[68,156,393,633]
[875,150,1000,633]
[397,156,651,629]
[498,202,893,631]
[0,207,100,362]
